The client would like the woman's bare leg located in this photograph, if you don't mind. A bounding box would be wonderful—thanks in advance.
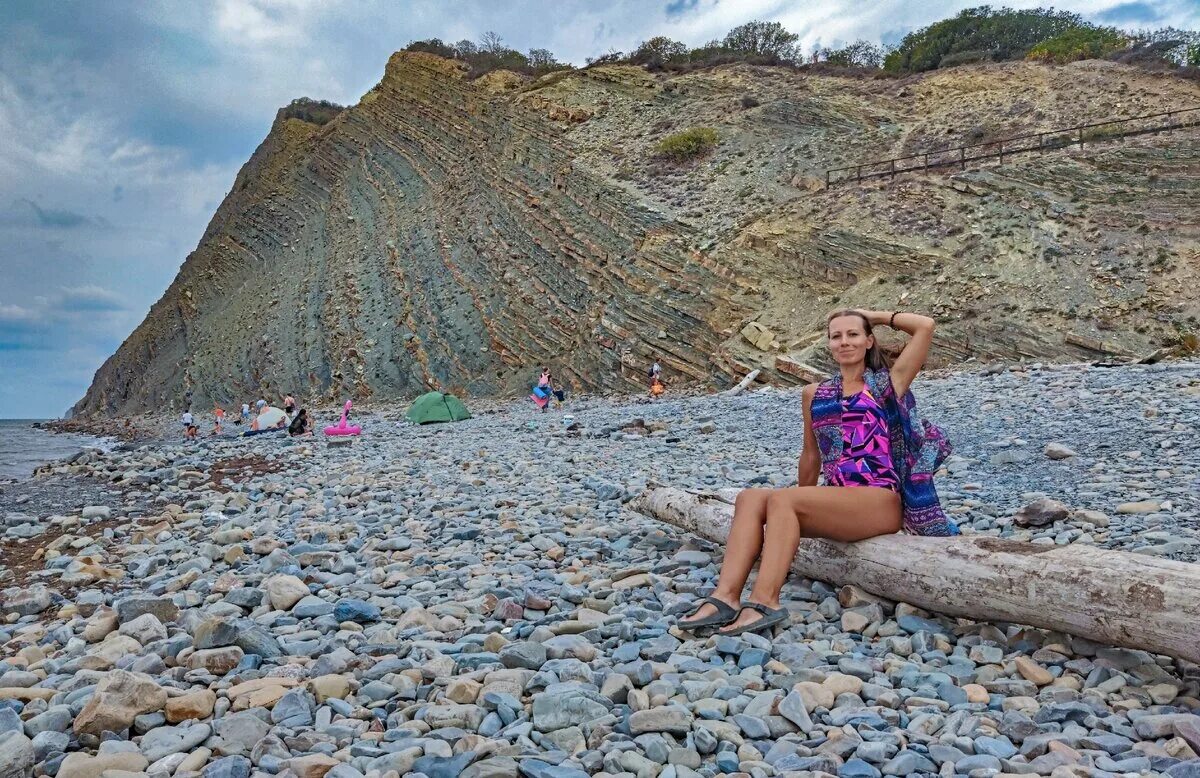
[679,488,770,626]
[720,485,901,632]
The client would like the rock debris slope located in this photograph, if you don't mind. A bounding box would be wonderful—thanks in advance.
[75,55,1200,416]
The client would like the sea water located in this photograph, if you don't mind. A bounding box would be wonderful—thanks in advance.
[0,419,114,480]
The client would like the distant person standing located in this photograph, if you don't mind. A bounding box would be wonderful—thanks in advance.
[181,409,198,440]
[212,406,225,436]
[536,367,566,412]
[283,394,296,415]
[649,359,663,384]
[240,403,251,424]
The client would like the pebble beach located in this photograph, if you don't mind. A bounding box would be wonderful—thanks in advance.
[2,360,1199,778]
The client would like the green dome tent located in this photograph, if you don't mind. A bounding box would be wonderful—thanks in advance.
[406,391,471,425]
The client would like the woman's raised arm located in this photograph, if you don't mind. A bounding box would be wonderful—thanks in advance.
[866,310,936,398]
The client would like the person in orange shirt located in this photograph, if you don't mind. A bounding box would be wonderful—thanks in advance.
[212,406,225,435]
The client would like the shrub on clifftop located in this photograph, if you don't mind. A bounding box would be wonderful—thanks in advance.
[884,6,1086,72]
[1027,26,1128,63]
[656,128,719,161]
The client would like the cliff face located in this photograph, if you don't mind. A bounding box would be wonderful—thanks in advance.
[76,55,1200,416]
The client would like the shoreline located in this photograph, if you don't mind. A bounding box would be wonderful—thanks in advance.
[39,355,1173,445]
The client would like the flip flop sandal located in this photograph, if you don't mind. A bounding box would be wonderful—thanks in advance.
[677,596,739,633]
[719,602,791,637]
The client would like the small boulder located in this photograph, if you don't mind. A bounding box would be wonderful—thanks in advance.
[73,670,167,736]
[166,689,217,723]
[1014,498,1071,528]
[264,575,309,611]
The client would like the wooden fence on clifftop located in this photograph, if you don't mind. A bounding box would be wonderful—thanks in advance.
[825,106,1200,188]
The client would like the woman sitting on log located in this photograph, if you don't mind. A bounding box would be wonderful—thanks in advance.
[680,309,959,637]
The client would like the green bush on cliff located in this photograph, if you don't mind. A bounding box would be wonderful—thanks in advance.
[884,6,1086,72]
[404,34,570,79]
[1027,26,1128,63]
[656,128,719,160]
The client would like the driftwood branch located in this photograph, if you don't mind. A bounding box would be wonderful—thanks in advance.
[721,369,761,396]
[633,486,1200,664]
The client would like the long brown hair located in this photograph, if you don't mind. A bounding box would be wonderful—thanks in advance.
[826,309,892,371]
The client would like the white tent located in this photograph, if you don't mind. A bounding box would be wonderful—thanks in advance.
[256,406,288,429]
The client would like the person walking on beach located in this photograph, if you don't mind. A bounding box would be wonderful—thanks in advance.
[212,406,225,436]
[678,309,957,638]
[181,409,198,440]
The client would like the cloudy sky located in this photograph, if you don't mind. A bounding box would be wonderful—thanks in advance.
[1,0,1196,418]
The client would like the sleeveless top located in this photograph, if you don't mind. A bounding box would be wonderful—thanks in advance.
[812,368,959,536]
[828,386,899,492]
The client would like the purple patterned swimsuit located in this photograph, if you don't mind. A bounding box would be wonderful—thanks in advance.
[828,386,900,492]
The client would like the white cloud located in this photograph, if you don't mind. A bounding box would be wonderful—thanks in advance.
[0,303,38,325]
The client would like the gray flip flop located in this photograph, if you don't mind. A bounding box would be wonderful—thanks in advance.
[678,596,739,632]
[719,602,790,637]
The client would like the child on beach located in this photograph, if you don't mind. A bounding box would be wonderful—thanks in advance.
[212,406,225,436]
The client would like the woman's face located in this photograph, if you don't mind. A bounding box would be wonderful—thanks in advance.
[827,315,873,366]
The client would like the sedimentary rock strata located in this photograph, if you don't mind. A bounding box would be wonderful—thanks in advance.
[75,56,1200,415]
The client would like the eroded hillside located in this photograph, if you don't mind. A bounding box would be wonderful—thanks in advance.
[75,55,1200,415]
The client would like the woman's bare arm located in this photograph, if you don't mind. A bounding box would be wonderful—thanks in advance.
[798,384,821,486]
[863,310,936,398]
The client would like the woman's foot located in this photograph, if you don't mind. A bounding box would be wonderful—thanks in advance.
[719,600,783,633]
[678,593,740,629]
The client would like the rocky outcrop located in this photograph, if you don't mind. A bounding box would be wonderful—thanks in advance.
[75,56,1200,415]
[77,54,744,416]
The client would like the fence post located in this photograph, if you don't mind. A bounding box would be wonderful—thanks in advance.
[857,165,862,183]
[890,159,896,178]
[1078,127,1084,148]
[826,169,831,188]
[960,147,965,170]
[998,141,1004,165]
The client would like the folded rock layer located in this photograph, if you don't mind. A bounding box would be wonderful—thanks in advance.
[75,55,1200,415]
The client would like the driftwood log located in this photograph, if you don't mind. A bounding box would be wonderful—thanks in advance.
[721,369,761,397]
[633,486,1200,664]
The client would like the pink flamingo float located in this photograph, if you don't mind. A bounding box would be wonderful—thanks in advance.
[324,400,362,436]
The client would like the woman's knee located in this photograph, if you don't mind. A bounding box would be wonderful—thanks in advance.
[734,487,770,508]
[766,487,802,516]
[768,492,796,516]
[733,488,770,524]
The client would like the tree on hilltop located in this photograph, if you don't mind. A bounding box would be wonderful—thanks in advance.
[404,38,456,59]
[630,36,688,68]
[722,20,800,61]
[527,48,570,73]
[480,31,506,54]
[817,40,887,68]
